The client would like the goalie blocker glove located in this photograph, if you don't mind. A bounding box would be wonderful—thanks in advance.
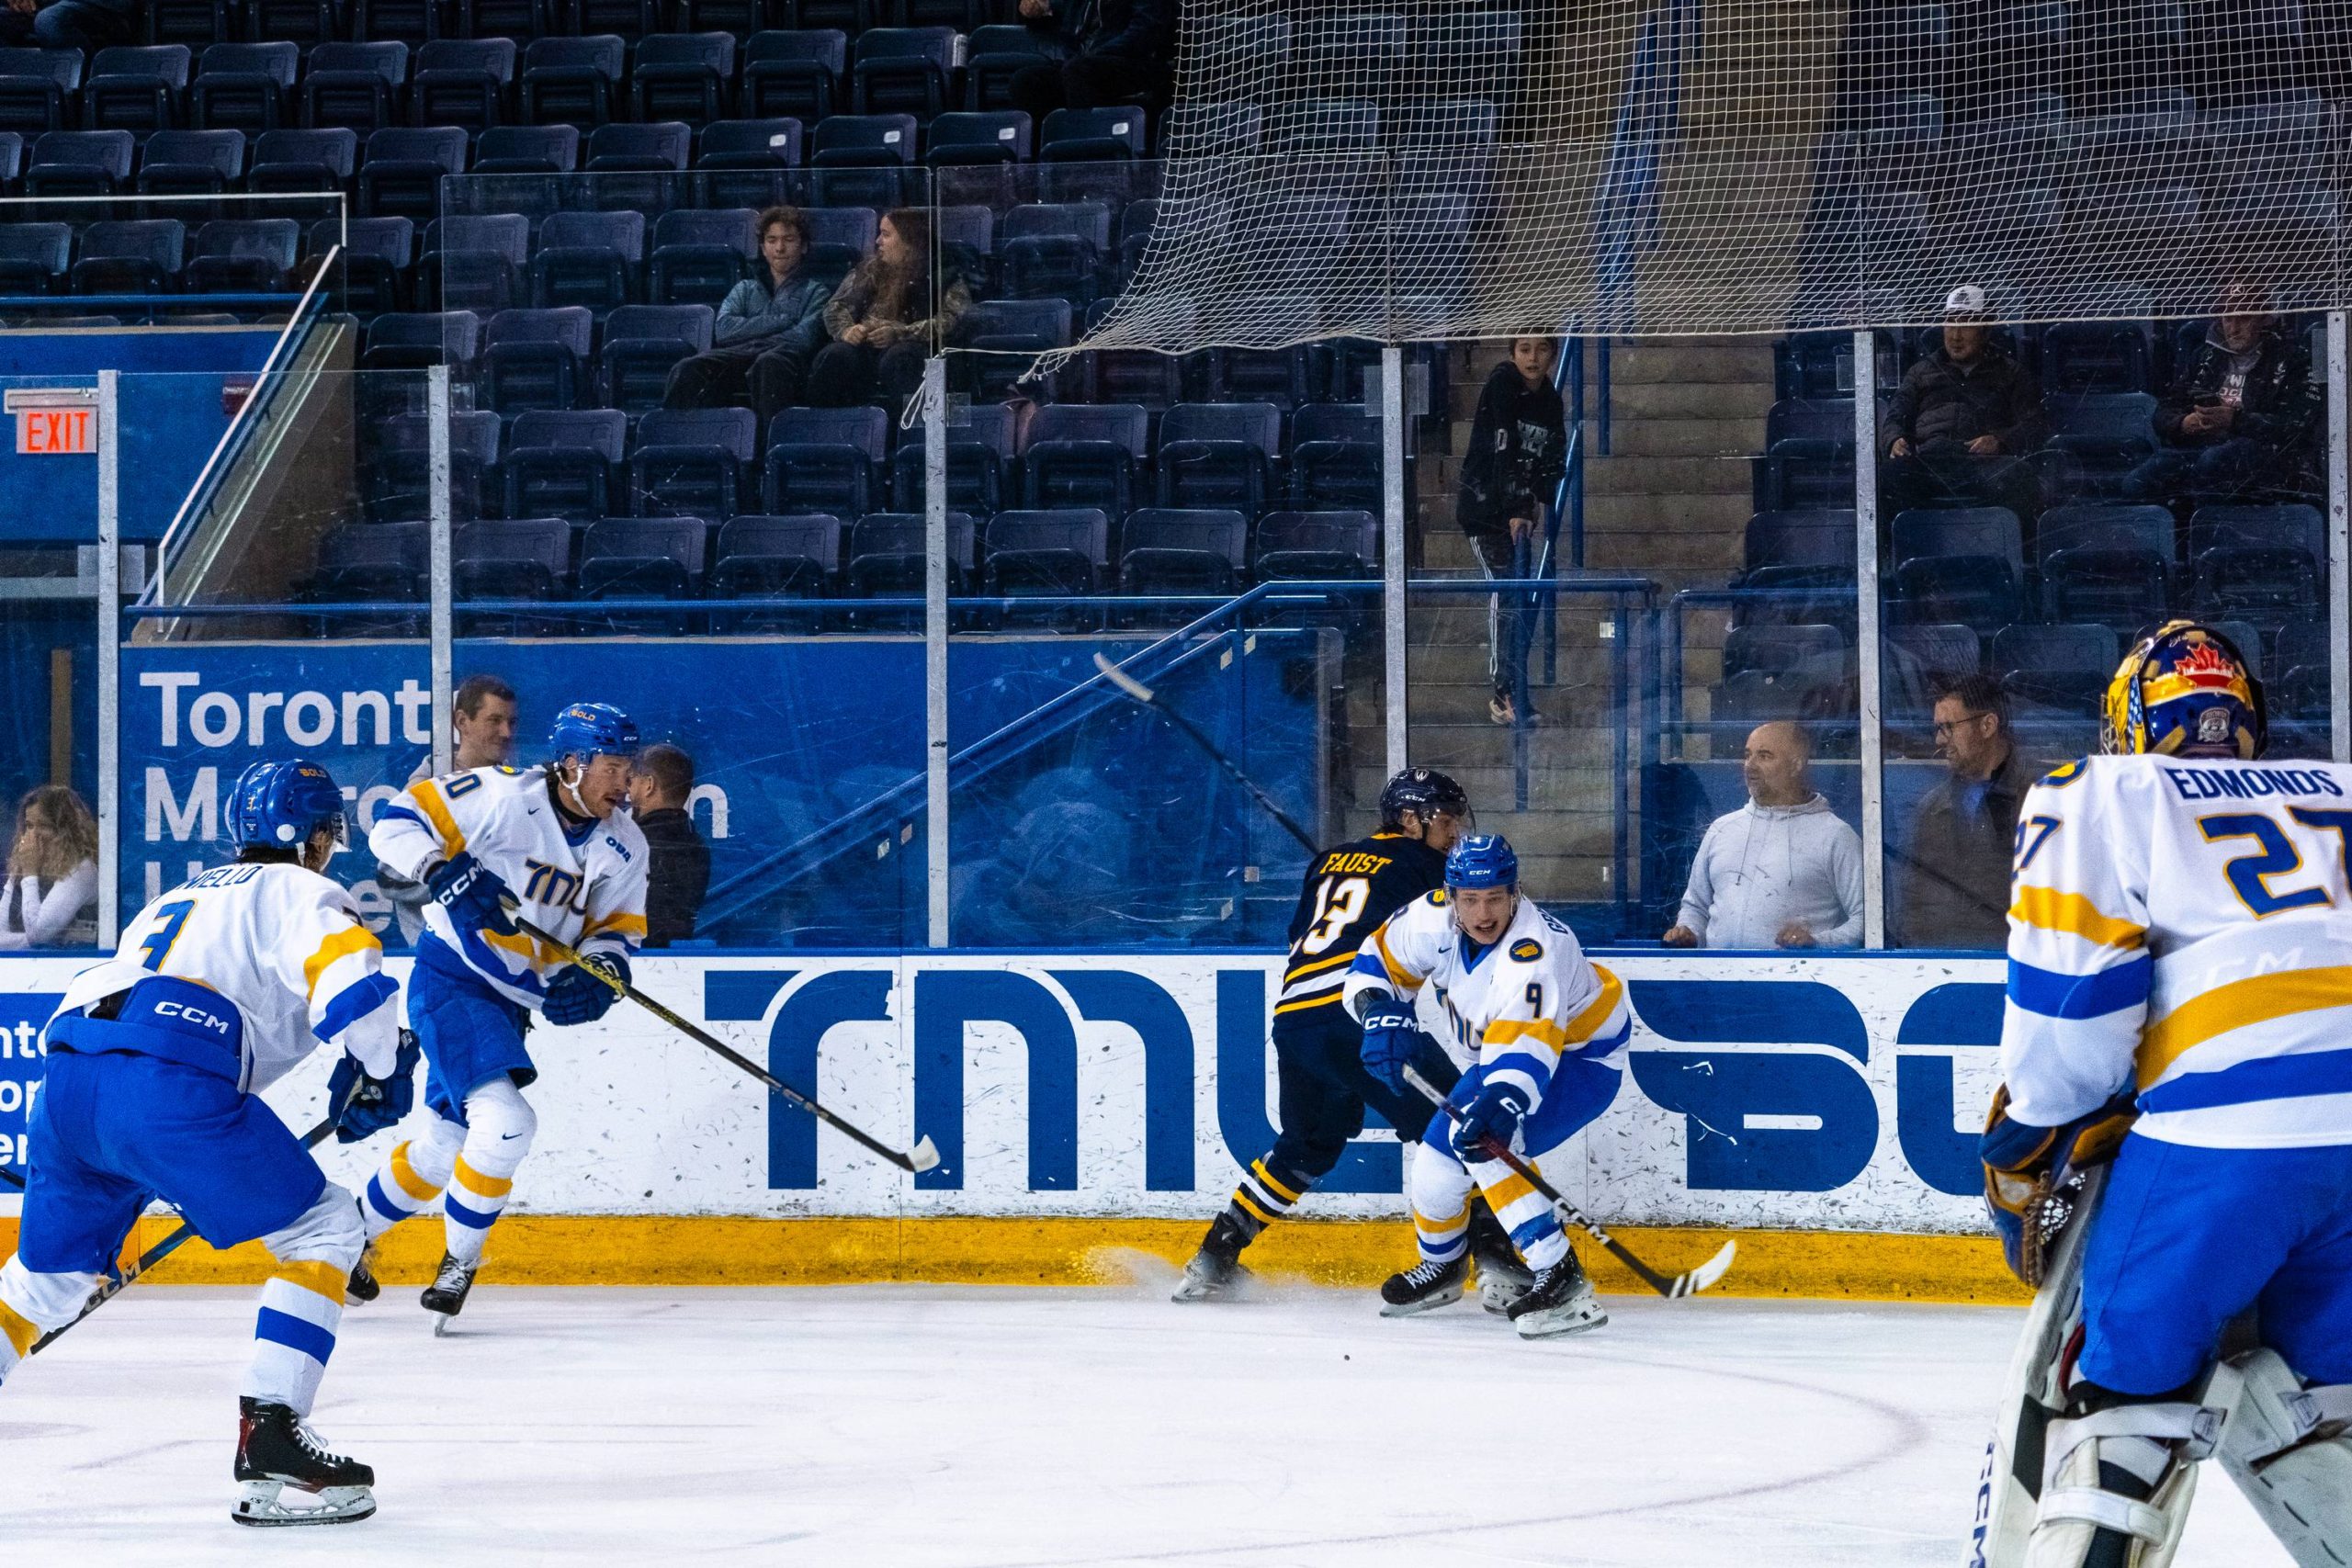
[1980,1083,2135,1285]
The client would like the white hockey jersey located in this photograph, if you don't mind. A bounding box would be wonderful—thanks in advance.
[1342,891,1631,1112]
[50,861,400,1094]
[2002,754,2352,1149]
[369,763,649,1010]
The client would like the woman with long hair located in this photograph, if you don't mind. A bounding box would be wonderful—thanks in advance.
[806,208,972,408]
[0,784,98,949]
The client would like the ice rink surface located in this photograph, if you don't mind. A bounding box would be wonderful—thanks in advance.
[2,1276,2294,1567]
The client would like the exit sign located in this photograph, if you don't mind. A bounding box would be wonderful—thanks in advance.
[17,405,95,455]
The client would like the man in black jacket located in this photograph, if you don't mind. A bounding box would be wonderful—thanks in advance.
[1008,0,1175,119]
[628,744,711,948]
[1898,674,2037,950]
[2124,282,2319,506]
[1881,283,2048,525]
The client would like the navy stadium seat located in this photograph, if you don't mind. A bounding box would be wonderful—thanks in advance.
[520,35,625,129]
[455,518,575,627]
[306,522,428,611]
[808,111,916,208]
[600,301,714,411]
[631,33,735,125]
[191,42,298,134]
[708,513,841,607]
[1118,508,1246,599]
[359,126,468,220]
[846,510,977,608]
[954,297,1069,401]
[1019,403,1146,515]
[765,405,888,516]
[73,220,186,294]
[0,48,81,137]
[983,508,1108,602]
[25,130,136,197]
[649,206,754,306]
[1992,623,2118,714]
[1159,401,1281,514]
[529,209,643,312]
[963,24,1048,112]
[1253,509,1377,579]
[476,124,578,174]
[353,0,440,45]
[410,38,514,132]
[481,305,594,413]
[424,212,530,312]
[187,218,299,292]
[82,45,190,135]
[0,222,71,293]
[925,109,1029,165]
[310,217,413,315]
[850,27,953,119]
[2188,502,2324,627]
[244,0,337,47]
[502,407,626,519]
[250,127,356,192]
[1289,401,1380,511]
[2035,502,2174,631]
[578,516,708,626]
[369,409,500,520]
[135,128,244,196]
[690,116,802,207]
[743,29,844,122]
[361,310,483,375]
[889,400,1012,513]
[801,203,876,286]
[999,199,1107,304]
[456,0,549,41]
[303,40,411,135]
[631,406,755,518]
[583,119,690,210]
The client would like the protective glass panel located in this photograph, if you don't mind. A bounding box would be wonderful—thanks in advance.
[1876,309,2335,951]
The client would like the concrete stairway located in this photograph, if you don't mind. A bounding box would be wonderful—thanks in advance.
[1327,335,1776,910]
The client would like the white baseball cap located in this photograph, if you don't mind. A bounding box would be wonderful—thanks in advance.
[1943,283,1989,318]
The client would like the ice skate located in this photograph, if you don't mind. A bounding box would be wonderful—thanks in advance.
[1379,1256,1465,1317]
[1507,1252,1607,1339]
[1475,1247,1535,1314]
[231,1398,375,1527]
[344,1242,380,1306]
[1172,1214,1255,1303]
[421,1251,478,1336]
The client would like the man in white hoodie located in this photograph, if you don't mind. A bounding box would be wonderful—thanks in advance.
[1662,721,1863,950]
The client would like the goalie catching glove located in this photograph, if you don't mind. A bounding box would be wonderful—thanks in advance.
[1980,1082,2135,1284]
[327,1029,421,1145]
[545,952,628,1026]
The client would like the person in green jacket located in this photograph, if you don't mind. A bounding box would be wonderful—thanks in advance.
[663,206,833,423]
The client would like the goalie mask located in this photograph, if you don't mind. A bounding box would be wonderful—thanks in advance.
[2101,619,2267,761]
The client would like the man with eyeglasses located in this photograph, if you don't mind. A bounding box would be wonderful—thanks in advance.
[1901,673,2036,948]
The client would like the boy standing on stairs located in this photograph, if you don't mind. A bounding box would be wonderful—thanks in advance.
[1456,339,1567,726]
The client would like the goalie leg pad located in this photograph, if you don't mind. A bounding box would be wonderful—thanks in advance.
[2024,1389,2223,1568]
[2215,1348,2352,1568]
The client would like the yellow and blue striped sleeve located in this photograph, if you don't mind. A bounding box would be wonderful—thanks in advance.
[2000,771,2152,1126]
[277,881,399,1077]
[368,775,466,881]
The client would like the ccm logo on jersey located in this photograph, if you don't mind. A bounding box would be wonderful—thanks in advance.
[1510,939,1543,962]
[153,1000,232,1034]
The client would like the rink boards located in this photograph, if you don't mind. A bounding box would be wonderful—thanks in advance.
[0,949,2026,1301]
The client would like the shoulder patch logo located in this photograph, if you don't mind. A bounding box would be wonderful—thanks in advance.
[1429,888,1449,906]
[495,764,521,775]
[2041,759,2089,789]
[1510,938,1543,962]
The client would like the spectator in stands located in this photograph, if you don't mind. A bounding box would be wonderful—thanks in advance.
[629,743,710,948]
[1662,721,1863,950]
[386,673,519,945]
[1457,338,1566,727]
[662,207,833,424]
[3,0,136,49]
[805,209,971,410]
[1008,0,1176,118]
[2124,279,2319,505]
[1882,283,2048,525]
[1899,673,2034,949]
[0,784,97,951]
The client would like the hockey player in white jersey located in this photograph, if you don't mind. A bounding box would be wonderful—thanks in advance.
[1976,621,2352,1567]
[353,701,648,1329]
[1343,834,1632,1338]
[0,760,414,1525]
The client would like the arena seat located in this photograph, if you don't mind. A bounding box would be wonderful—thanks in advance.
[1020,402,1147,516]
[424,211,531,311]
[82,44,191,135]
[302,40,410,136]
[187,217,300,291]
[134,127,245,195]
[1040,107,1145,162]
[982,507,1109,602]
[24,129,135,197]
[765,405,888,516]
[456,0,548,40]
[409,38,514,132]
[359,125,469,220]
[476,123,579,173]
[962,23,1048,112]
[0,48,81,137]
[455,517,576,631]
[309,216,413,314]
[1000,199,1107,303]
[631,33,735,125]
[481,303,594,412]
[72,219,187,294]
[955,296,1069,400]
[1253,509,1377,581]
[845,510,977,606]
[362,309,482,375]
[743,29,845,122]
[521,35,625,130]
[250,126,357,191]
[925,109,1030,165]
[888,399,1011,512]
[305,521,428,613]
[578,515,709,621]
[529,209,644,312]
[599,301,714,411]
[245,0,339,48]
[368,408,501,520]
[849,26,954,120]
[1288,401,1380,512]
[708,513,842,615]
[1117,508,1247,599]
[184,42,297,136]
[502,406,627,519]
[630,407,756,518]
[352,0,439,46]
[0,220,70,292]
[1159,401,1281,514]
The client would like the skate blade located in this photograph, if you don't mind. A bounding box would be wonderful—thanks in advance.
[232,1481,376,1527]
[1514,1305,1610,1340]
[1478,1278,1532,1315]
[1170,1265,1257,1304]
[1378,1284,1464,1318]
[430,1312,455,1337]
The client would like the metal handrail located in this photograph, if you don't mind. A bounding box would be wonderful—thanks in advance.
[149,244,339,605]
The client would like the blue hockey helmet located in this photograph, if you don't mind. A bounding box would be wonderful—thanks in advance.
[1378,766,1469,829]
[1444,833,1518,890]
[2102,620,2267,760]
[224,759,347,852]
[547,701,641,765]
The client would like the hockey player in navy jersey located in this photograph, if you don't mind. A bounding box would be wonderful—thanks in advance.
[351,702,648,1330]
[1975,621,2352,1566]
[0,760,414,1526]
[1175,769,1527,1304]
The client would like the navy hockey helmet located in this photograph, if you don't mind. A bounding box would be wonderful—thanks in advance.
[1378,766,1469,829]
[225,759,348,852]
[1444,833,1518,891]
[547,701,641,765]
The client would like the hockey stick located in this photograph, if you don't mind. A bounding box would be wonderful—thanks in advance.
[1,1110,345,1353]
[1402,1065,1736,1300]
[511,914,941,1174]
[1090,651,1319,852]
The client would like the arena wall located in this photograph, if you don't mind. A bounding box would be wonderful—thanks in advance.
[0,951,2027,1303]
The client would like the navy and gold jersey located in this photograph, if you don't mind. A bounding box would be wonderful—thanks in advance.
[1273,832,1446,1026]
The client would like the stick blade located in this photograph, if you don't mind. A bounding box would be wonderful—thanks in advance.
[1091,651,1156,704]
[907,1135,941,1174]
[1674,1241,1738,1298]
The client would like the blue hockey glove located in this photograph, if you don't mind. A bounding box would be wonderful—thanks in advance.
[1981,1082,2136,1285]
[544,952,629,1027]
[328,1029,421,1145]
[425,852,518,938]
[1357,994,1429,1094]
[1451,1079,1532,1160]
